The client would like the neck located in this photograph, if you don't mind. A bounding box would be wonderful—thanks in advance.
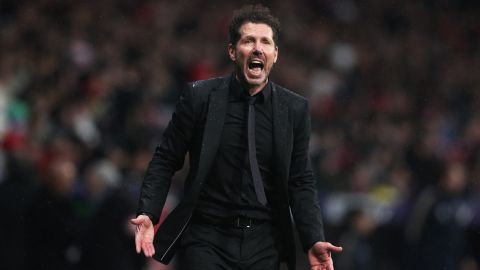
[235,74,268,96]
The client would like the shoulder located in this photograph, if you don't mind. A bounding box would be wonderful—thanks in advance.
[181,76,229,103]
[272,82,309,110]
[189,76,228,92]
[272,82,311,131]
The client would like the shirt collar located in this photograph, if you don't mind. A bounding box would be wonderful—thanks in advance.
[229,75,271,104]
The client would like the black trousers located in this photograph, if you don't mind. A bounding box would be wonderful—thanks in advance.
[177,218,281,270]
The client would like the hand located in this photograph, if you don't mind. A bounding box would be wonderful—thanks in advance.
[307,241,343,270]
[130,215,156,257]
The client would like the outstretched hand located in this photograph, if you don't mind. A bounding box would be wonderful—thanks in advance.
[308,241,343,270]
[130,215,156,257]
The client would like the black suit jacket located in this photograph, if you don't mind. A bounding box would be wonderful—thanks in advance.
[137,75,325,269]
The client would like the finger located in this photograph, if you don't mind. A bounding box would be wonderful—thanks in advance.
[326,243,343,253]
[131,215,148,225]
[135,230,143,253]
[328,257,334,270]
[142,246,150,258]
[141,242,149,257]
[143,242,154,257]
[130,217,142,225]
[143,241,150,257]
[146,244,154,257]
[135,236,142,254]
[147,243,156,257]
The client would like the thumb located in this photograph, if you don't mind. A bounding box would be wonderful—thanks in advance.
[130,216,145,226]
[327,243,343,253]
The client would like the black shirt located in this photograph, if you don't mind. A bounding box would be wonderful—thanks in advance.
[196,77,274,220]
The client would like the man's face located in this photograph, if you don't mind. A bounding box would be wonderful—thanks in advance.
[228,22,278,90]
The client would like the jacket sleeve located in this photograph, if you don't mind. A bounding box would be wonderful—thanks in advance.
[288,100,326,251]
[136,84,195,224]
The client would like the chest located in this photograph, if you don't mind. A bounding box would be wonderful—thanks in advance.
[220,100,273,160]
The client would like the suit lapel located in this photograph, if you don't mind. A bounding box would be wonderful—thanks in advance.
[185,76,230,204]
[153,76,230,261]
[272,83,289,183]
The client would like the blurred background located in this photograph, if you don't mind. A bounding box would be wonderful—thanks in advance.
[1,0,480,269]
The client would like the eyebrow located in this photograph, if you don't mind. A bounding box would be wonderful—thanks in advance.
[242,34,273,41]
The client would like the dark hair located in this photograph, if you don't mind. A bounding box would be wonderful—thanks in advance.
[228,4,281,46]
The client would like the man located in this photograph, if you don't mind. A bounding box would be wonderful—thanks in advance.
[131,4,342,270]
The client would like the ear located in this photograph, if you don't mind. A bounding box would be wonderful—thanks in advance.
[228,43,236,62]
[273,45,279,63]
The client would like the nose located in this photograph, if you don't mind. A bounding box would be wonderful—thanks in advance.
[252,49,262,57]
[252,42,263,55]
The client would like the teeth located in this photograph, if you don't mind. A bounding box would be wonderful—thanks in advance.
[248,59,264,71]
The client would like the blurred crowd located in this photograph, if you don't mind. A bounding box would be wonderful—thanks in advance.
[1,0,480,269]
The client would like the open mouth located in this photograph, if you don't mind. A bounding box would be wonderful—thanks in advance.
[248,60,264,74]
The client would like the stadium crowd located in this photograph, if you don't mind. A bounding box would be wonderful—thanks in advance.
[1,0,480,269]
